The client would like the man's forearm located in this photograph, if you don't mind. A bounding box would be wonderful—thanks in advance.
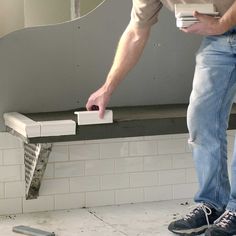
[220,0,236,31]
[104,23,151,94]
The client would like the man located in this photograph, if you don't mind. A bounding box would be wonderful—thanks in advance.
[86,0,236,235]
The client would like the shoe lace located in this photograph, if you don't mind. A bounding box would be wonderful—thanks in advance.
[214,210,236,229]
[184,203,212,227]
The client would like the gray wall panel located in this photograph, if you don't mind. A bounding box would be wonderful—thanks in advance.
[0,0,201,130]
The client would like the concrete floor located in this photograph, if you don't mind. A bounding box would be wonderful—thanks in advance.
[0,199,205,236]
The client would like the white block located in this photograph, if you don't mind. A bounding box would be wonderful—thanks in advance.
[5,181,25,198]
[115,188,143,205]
[100,142,129,159]
[101,174,129,190]
[55,193,85,210]
[0,198,22,215]
[144,186,172,202]
[55,161,85,178]
[130,172,158,187]
[39,179,70,195]
[85,159,114,176]
[173,183,198,199]
[0,133,22,149]
[23,196,54,213]
[86,190,115,207]
[70,176,100,193]
[4,112,40,138]
[39,120,76,137]
[48,145,69,163]
[172,153,194,169]
[69,144,99,161]
[74,110,113,125]
[129,141,157,156]
[186,168,198,183]
[144,155,172,171]
[43,163,54,179]
[0,165,21,182]
[115,157,143,173]
[0,183,4,198]
[3,149,24,165]
[158,139,186,155]
[175,3,216,18]
[159,169,186,185]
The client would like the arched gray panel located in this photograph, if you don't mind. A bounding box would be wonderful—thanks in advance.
[0,0,201,130]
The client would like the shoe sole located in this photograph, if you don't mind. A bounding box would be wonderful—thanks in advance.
[168,225,209,236]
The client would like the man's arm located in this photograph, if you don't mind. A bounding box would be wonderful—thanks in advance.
[86,23,151,118]
[181,0,236,35]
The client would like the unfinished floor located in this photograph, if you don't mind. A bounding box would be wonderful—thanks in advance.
[0,199,206,236]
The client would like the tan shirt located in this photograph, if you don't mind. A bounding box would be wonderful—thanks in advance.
[131,0,235,27]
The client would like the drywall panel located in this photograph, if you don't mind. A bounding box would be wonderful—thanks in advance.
[0,0,201,130]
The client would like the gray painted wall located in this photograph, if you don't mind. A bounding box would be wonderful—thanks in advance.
[0,0,201,130]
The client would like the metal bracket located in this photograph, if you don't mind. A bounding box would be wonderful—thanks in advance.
[24,143,52,200]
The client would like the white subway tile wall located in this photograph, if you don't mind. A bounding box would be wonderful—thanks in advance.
[0,131,235,215]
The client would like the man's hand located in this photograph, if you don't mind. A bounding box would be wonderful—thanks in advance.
[181,11,228,36]
[86,85,111,119]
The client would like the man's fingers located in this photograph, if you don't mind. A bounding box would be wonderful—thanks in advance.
[99,106,105,119]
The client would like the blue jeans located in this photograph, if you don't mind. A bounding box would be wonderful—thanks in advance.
[187,27,236,212]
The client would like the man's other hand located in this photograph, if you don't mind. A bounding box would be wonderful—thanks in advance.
[181,11,228,36]
[86,85,111,119]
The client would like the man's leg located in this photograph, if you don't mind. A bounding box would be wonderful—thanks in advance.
[169,33,236,235]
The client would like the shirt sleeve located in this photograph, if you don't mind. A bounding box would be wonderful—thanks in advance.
[130,0,163,27]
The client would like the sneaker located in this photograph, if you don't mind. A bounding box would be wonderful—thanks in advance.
[205,210,236,236]
[168,203,224,236]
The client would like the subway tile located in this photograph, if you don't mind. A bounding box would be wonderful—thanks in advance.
[129,141,157,156]
[144,135,173,140]
[173,183,198,199]
[115,188,143,205]
[130,172,158,187]
[55,193,85,210]
[0,198,22,215]
[0,166,21,182]
[39,179,69,195]
[3,149,24,165]
[69,144,99,161]
[84,137,144,144]
[85,159,114,176]
[0,133,23,149]
[227,130,236,137]
[144,155,172,171]
[171,133,189,139]
[70,176,100,193]
[144,185,172,202]
[159,169,186,185]
[115,157,143,173]
[43,163,54,179]
[55,161,85,178]
[186,168,198,183]
[23,195,54,213]
[172,153,194,169]
[0,183,4,198]
[5,181,25,198]
[0,151,3,165]
[54,141,85,146]
[101,174,129,190]
[100,142,128,159]
[228,136,235,152]
[48,145,69,163]
[86,190,115,207]
[158,139,186,155]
